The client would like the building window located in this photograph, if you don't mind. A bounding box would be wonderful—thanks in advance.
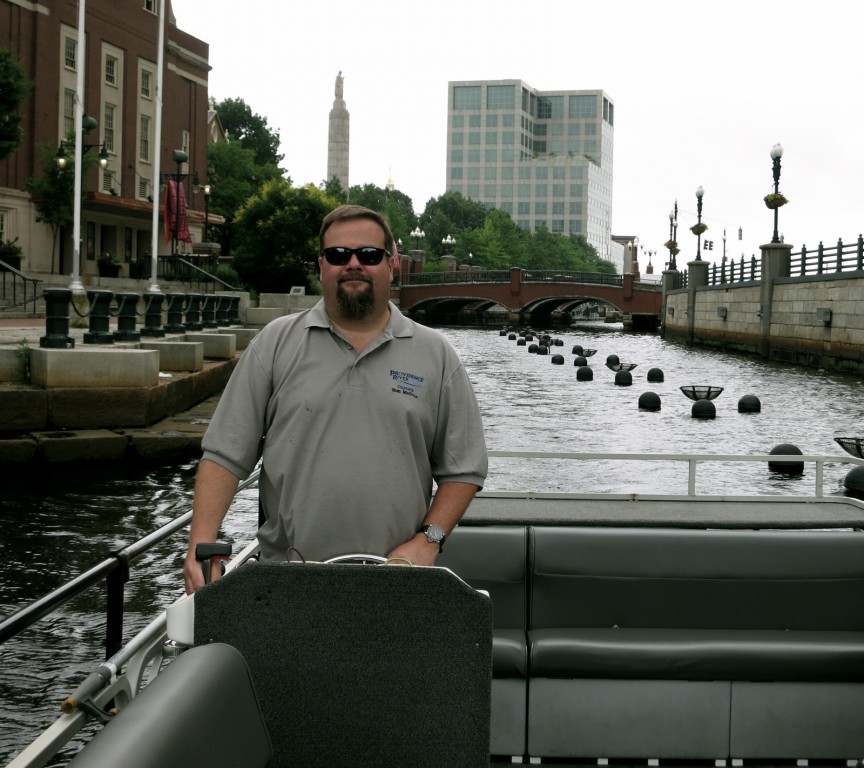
[501,149,515,162]
[104,104,116,152]
[485,148,497,163]
[486,84,515,110]
[535,202,547,215]
[486,114,498,128]
[181,130,190,157]
[551,220,564,233]
[535,166,548,180]
[468,114,481,128]
[569,95,597,118]
[467,167,480,180]
[466,184,480,198]
[468,132,480,145]
[453,86,481,110]
[485,184,497,198]
[502,131,515,145]
[518,202,530,215]
[450,167,463,180]
[64,38,76,70]
[143,0,155,12]
[452,115,464,128]
[0,210,6,242]
[139,115,151,161]
[63,89,76,137]
[105,56,117,86]
[485,131,497,145]
[535,184,548,198]
[484,166,497,180]
[467,149,480,162]
[451,132,463,146]
[137,176,151,200]
[451,149,463,163]
[552,202,565,215]
[553,184,565,198]
[141,70,152,99]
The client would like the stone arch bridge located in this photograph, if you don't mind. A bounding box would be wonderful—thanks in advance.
[394,267,662,329]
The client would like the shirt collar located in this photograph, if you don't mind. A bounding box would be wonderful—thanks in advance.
[304,299,414,339]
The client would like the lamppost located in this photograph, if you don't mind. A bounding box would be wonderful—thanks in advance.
[769,143,784,244]
[694,186,705,260]
[667,201,679,270]
[410,227,425,251]
[442,233,456,255]
[162,149,199,256]
[56,115,109,289]
[627,237,639,273]
[203,184,211,242]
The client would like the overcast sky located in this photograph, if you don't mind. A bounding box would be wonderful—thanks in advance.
[173,0,863,268]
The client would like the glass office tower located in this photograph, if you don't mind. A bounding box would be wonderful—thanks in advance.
[446,80,614,261]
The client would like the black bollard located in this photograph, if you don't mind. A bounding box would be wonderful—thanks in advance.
[638,392,662,411]
[576,366,593,381]
[164,293,187,333]
[738,394,762,413]
[113,292,141,341]
[227,295,241,325]
[647,367,665,383]
[551,354,565,365]
[691,400,716,419]
[83,290,114,344]
[201,294,218,328]
[768,443,804,474]
[40,288,75,349]
[140,292,166,338]
[215,295,231,327]
[185,293,203,331]
[614,370,632,386]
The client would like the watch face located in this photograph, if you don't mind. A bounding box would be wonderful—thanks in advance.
[425,524,445,543]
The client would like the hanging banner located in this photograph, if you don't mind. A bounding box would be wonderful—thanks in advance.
[164,179,192,244]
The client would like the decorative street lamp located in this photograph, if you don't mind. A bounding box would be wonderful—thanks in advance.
[56,115,109,171]
[667,201,679,270]
[203,183,211,242]
[768,143,785,244]
[56,114,110,291]
[442,233,456,254]
[692,186,706,261]
[410,227,425,250]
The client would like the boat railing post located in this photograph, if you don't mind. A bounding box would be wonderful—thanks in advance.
[105,552,131,660]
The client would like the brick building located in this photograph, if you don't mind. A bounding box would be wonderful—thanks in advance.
[0,0,212,280]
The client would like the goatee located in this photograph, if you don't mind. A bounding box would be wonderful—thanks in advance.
[336,277,376,320]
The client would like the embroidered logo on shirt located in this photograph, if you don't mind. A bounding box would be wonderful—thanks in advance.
[390,369,424,399]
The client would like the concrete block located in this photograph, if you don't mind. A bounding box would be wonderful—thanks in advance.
[49,387,152,429]
[140,341,204,372]
[33,429,129,463]
[183,333,236,359]
[216,328,258,350]
[0,387,49,431]
[246,307,283,327]
[31,348,160,388]
[0,436,38,463]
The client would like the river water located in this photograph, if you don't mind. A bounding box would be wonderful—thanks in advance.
[1,321,863,765]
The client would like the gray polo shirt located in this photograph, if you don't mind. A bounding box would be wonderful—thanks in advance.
[201,300,487,561]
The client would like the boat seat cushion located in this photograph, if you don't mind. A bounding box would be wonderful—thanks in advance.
[67,643,271,768]
[529,628,864,681]
[438,525,529,679]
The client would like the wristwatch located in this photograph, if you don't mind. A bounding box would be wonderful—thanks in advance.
[419,523,446,552]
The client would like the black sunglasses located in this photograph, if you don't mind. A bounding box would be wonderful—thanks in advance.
[321,246,390,266]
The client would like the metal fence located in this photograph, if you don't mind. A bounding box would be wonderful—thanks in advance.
[404,269,623,286]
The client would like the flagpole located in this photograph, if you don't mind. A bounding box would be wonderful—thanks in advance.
[68,0,87,293]
[148,0,166,293]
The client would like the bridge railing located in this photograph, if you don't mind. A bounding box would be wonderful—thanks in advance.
[404,269,511,285]
[699,235,864,287]
[522,270,623,285]
[402,269,624,287]
[791,235,864,277]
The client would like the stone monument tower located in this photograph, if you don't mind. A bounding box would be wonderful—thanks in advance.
[327,71,350,192]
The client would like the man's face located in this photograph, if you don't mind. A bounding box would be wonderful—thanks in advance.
[320,218,393,322]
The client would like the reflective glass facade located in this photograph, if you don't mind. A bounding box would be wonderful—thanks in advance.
[447,80,614,261]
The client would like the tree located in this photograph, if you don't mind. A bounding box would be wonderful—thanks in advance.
[230,180,338,294]
[322,176,348,205]
[419,192,490,259]
[215,97,284,168]
[206,140,282,256]
[347,183,417,251]
[0,49,29,160]
[26,143,98,273]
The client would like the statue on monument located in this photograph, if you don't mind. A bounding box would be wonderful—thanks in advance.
[335,71,344,100]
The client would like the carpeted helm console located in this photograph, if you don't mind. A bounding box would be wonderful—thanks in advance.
[192,561,493,768]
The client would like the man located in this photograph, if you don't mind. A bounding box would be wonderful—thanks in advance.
[184,205,487,593]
